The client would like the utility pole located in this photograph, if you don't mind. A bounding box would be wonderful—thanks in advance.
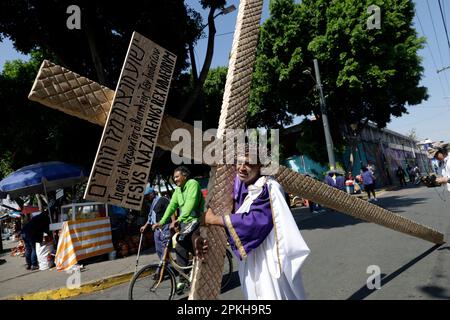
[313,59,336,169]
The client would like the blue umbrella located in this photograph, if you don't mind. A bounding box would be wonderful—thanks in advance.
[0,161,88,198]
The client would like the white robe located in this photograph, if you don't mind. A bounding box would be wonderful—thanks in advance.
[233,176,310,300]
[440,155,450,191]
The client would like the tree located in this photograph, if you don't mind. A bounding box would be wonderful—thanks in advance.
[407,128,417,141]
[0,0,203,117]
[0,1,209,173]
[202,66,228,129]
[0,50,103,171]
[250,0,428,164]
[0,152,13,180]
[178,0,228,122]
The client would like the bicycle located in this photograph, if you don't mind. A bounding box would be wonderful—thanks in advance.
[128,229,233,300]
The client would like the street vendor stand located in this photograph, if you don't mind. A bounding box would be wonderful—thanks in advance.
[54,202,114,271]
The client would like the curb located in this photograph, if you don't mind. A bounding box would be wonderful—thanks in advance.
[3,271,135,300]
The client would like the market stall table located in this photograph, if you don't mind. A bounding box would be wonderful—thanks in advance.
[55,217,114,271]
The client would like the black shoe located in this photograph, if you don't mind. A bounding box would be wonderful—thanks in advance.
[30,265,39,270]
[176,282,187,295]
[25,265,31,270]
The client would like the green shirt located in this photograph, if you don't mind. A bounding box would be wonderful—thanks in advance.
[159,179,205,225]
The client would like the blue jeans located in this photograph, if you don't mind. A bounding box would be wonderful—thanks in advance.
[23,235,38,267]
[154,224,170,260]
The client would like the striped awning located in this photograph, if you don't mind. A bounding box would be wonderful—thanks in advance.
[55,217,114,271]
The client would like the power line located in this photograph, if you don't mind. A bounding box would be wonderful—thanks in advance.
[198,31,234,40]
[426,0,450,91]
[444,0,448,34]
[392,107,450,129]
[427,0,446,68]
[438,0,450,52]
[415,8,449,97]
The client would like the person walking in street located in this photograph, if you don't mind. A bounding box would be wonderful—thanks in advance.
[151,166,205,294]
[396,166,407,187]
[361,166,377,201]
[428,143,450,191]
[413,164,421,185]
[195,150,310,300]
[140,185,170,260]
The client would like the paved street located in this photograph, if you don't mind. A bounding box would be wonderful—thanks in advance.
[302,184,450,300]
[68,184,450,300]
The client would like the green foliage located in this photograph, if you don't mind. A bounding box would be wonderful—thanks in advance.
[0,50,103,171]
[250,0,428,163]
[0,151,13,179]
[202,66,228,129]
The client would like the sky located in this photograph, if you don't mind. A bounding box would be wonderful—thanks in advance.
[1,0,449,142]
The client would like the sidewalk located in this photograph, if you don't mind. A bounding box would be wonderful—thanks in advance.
[0,239,159,300]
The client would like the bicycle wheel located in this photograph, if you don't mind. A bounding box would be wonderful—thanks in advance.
[128,264,176,300]
[221,249,233,290]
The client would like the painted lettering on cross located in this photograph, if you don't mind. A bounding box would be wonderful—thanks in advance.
[84,31,176,210]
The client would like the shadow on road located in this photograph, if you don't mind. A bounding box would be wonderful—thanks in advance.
[419,285,450,299]
[0,269,40,283]
[375,195,428,211]
[220,271,240,294]
[177,271,241,300]
[347,244,442,300]
[298,211,366,230]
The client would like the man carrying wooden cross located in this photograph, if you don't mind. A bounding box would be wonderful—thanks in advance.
[195,145,310,299]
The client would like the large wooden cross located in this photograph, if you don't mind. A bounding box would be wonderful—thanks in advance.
[28,0,444,300]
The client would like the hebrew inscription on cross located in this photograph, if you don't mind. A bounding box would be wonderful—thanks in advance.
[28,0,444,300]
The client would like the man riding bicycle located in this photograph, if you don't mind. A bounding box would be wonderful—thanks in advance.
[151,166,205,294]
